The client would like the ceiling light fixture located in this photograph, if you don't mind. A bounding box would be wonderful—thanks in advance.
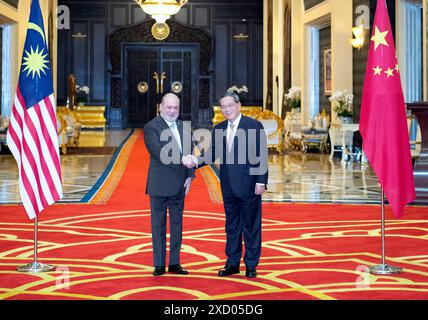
[134,0,188,40]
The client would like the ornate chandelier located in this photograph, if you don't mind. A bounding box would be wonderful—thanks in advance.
[134,0,188,40]
[134,0,188,24]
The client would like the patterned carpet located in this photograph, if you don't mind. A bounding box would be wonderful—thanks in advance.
[0,130,428,300]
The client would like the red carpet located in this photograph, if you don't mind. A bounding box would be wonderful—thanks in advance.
[1,130,428,300]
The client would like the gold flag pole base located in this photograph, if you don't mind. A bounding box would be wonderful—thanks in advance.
[369,264,402,275]
[17,262,55,273]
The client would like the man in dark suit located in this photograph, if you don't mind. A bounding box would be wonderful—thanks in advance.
[144,93,194,276]
[183,92,268,278]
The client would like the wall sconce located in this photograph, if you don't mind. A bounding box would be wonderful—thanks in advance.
[350,25,364,50]
[134,0,187,40]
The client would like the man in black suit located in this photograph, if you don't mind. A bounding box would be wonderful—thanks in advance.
[183,92,268,278]
[144,93,194,276]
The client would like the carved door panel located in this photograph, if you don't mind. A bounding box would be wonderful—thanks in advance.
[160,46,198,122]
[124,45,198,128]
[125,47,159,128]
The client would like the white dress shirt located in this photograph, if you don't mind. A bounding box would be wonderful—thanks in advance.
[227,113,242,147]
[161,115,182,152]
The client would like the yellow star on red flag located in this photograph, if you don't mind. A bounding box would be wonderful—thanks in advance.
[373,65,382,76]
[371,26,389,51]
[385,67,394,78]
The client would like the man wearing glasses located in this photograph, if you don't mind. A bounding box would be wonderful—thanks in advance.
[183,91,268,278]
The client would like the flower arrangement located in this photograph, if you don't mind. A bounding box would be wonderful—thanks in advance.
[76,85,90,104]
[227,85,248,103]
[329,90,354,117]
[0,116,9,132]
[285,86,301,110]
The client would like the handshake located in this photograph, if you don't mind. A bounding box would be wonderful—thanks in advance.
[182,155,198,169]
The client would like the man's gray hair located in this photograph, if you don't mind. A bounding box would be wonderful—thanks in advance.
[220,91,240,104]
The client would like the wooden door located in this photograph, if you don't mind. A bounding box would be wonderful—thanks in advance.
[124,44,198,128]
[124,46,159,128]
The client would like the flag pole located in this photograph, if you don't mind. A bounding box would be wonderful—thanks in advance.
[17,216,55,273]
[369,187,402,275]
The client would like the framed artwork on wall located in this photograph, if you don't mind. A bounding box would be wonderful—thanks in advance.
[324,48,332,95]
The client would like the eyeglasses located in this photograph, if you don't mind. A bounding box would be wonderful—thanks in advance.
[220,103,237,110]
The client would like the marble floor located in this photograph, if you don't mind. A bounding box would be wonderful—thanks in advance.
[0,129,132,204]
[0,129,387,205]
[263,151,381,204]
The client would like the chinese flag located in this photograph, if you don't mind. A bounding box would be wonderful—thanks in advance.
[360,0,415,218]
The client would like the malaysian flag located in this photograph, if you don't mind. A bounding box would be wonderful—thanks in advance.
[6,0,63,219]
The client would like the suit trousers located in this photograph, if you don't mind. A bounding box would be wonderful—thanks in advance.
[221,170,262,268]
[150,189,185,267]
[223,194,262,268]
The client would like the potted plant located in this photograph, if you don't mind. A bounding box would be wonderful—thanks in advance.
[76,85,90,106]
[329,90,354,123]
[285,87,301,113]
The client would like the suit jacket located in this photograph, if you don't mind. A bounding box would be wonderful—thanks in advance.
[144,116,194,197]
[199,115,268,197]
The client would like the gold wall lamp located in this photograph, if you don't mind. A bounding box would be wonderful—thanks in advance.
[350,24,365,50]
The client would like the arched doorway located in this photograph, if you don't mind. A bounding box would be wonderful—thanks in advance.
[108,19,212,128]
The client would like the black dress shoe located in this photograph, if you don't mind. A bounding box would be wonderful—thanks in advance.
[168,264,189,275]
[245,267,257,278]
[218,265,240,276]
[153,266,165,276]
